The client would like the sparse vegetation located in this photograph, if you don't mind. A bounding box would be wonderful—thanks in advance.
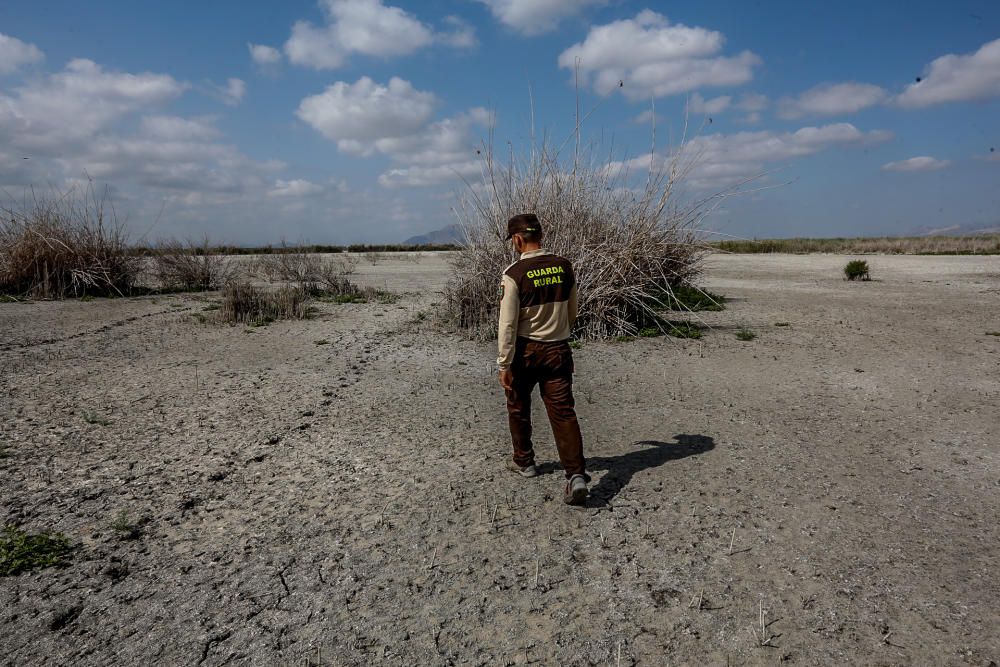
[664,321,703,339]
[110,511,140,540]
[844,260,871,281]
[569,340,583,349]
[736,326,757,341]
[0,186,141,298]
[219,281,310,326]
[653,284,726,312]
[445,109,711,341]
[1,526,72,576]
[251,242,357,292]
[151,237,234,292]
[987,331,1000,336]
[713,235,1000,255]
[775,322,791,327]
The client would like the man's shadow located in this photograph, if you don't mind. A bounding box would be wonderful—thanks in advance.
[572,434,715,507]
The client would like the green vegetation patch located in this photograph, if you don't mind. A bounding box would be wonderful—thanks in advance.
[663,321,703,339]
[736,326,757,341]
[652,285,726,312]
[1,526,73,576]
[844,260,871,281]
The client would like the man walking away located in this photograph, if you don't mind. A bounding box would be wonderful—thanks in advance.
[497,213,589,505]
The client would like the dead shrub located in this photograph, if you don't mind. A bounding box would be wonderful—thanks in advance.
[446,127,715,339]
[219,281,309,325]
[251,242,358,294]
[0,187,141,298]
[152,237,234,292]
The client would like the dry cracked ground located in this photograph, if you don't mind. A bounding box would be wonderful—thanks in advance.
[1,253,998,666]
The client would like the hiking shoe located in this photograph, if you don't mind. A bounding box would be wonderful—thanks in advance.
[507,460,538,478]
[564,474,588,505]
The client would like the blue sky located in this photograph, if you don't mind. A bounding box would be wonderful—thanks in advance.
[1,0,998,243]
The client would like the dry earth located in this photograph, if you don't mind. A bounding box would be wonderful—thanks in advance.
[1,252,998,666]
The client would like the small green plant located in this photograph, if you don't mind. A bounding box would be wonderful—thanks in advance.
[614,335,636,342]
[658,285,727,311]
[314,339,330,346]
[775,322,791,327]
[374,290,399,304]
[82,410,111,426]
[844,259,870,281]
[569,340,583,349]
[190,312,207,324]
[110,512,140,540]
[736,326,756,341]
[80,295,94,302]
[664,321,703,339]
[638,326,662,338]
[1,526,72,576]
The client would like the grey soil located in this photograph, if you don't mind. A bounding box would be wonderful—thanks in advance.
[1,253,998,665]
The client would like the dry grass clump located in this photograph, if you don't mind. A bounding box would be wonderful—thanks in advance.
[0,187,140,298]
[251,243,359,294]
[219,281,309,325]
[151,237,235,292]
[446,133,713,340]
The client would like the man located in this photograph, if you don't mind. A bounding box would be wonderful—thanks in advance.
[497,213,589,505]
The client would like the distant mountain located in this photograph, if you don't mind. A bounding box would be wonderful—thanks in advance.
[404,224,465,246]
[909,222,1000,236]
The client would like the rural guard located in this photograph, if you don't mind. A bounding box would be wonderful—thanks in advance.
[497,213,589,505]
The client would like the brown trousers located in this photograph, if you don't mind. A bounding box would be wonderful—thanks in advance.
[505,338,586,478]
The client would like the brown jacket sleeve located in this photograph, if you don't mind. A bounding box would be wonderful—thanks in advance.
[497,274,519,370]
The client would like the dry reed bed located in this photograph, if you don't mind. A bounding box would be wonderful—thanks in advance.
[446,136,715,340]
[713,235,1000,255]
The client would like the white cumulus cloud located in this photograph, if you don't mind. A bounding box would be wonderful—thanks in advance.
[0,58,185,153]
[437,16,478,48]
[217,78,246,106]
[296,77,438,154]
[897,38,1000,108]
[267,179,325,197]
[284,0,453,70]
[559,10,760,100]
[477,0,606,36]
[610,123,892,191]
[378,161,481,188]
[140,115,220,142]
[881,156,951,172]
[0,33,44,74]
[689,93,732,114]
[248,43,282,66]
[778,82,888,118]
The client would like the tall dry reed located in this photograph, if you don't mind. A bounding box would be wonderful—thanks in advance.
[0,186,140,298]
[446,128,716,340]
